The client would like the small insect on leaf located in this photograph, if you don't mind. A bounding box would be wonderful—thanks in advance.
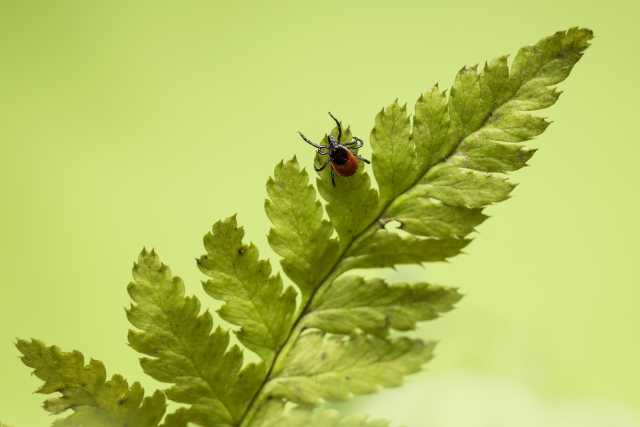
[299,112,370,187]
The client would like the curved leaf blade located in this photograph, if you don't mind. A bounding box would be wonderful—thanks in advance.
[198,215,297,363]
[266,332,434,405]
[266,158,339,302]
[370,101,415,205]
[344,230,470,271]
[306,276,461,336]
[127,249,263,426]
[16,339,166,427]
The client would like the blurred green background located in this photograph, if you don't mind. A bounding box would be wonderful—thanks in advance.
[1,1,638,426]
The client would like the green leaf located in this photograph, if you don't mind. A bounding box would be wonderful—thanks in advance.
[316,125,379,244]
[127,249,263,427]
[370,101,415,205]
[511,27,592,89]
[266,157,339,302]
[289,28,590,330]
[266,332,434,405]
[197,215,297,363]
[16,339,165,427]
[164,28,594,427]
[412,84,455,171]
[306,276,461,336]
[256,408,390,427]
[246,29,592,425]
[410,165,516,209]
[450,137,537,173]
[343,230,470,271]
[386,196,487,238]
[379,28,592,246]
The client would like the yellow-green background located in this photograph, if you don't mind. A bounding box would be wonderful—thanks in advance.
[1,1,638,426]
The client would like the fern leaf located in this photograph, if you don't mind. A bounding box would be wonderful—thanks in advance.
[266,332,434,404]
[332,28,591,272]
[197,215,297,363]
[386,197,487,238]
[14,27,592,427]
[266,158,339,302]
[370,101,416,205]
[396,165,516,210]
[384,28,592,237]
[127,249,263,426]
[305,276,461,336]
[242,28,592,425]
[16,339,165,427]
[343,231,470,271]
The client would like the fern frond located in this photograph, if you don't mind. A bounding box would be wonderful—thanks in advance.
[16,339,166,427]
[127,249,264,426]
[15,27,592,427]
[240,27,592,426]
[197,216,297,363]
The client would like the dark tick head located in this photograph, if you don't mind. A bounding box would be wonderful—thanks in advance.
[330,145,350,165]
[298,113,369,187]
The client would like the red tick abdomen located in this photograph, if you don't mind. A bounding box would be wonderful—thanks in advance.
[332,151,359,176]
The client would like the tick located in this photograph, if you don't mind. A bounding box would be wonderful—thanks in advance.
[298,112,370,187]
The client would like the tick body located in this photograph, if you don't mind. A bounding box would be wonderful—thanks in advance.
[331,145,359,177]
[298,112,370,187]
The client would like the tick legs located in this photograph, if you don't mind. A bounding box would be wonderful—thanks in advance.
[328,112,342,143]
[344,136,364,149]
[315,159,336,187]
[343,137,369,164]
[298,131,326,149]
